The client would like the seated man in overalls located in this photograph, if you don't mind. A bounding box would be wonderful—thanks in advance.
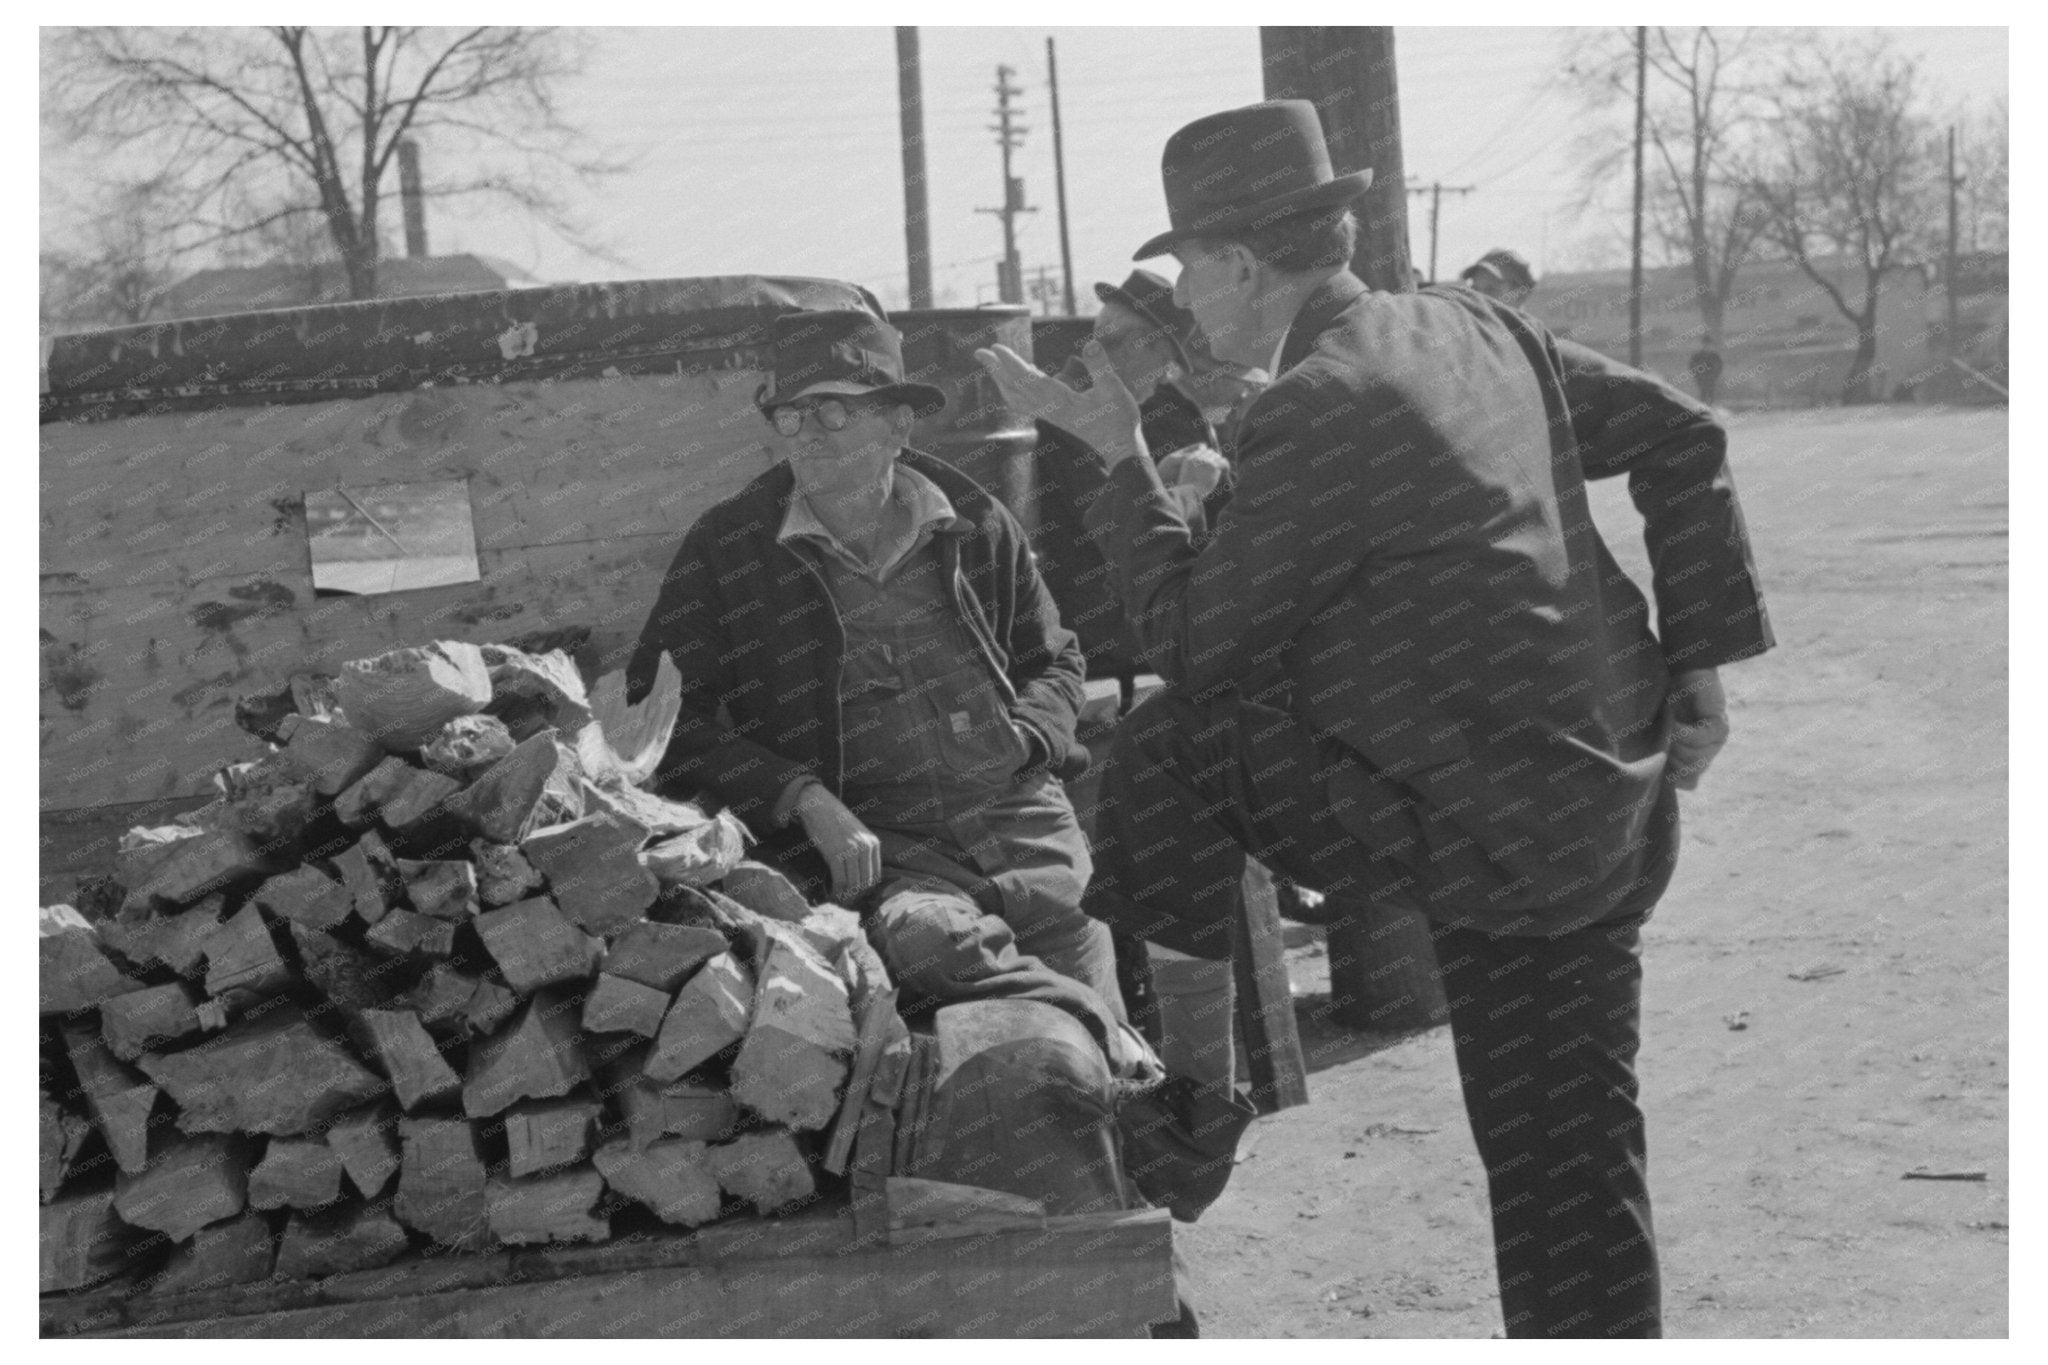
[626,308,1154,1081]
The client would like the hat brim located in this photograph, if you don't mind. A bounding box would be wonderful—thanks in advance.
[1091,283,1196,365]
[1134,169,1374,261]
[757,378,947,416]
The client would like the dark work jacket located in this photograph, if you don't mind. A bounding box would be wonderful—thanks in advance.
[1085,272,1774,934]
[627,449,1088,877]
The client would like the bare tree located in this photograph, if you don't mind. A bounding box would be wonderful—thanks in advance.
[39,176,186,330]
[1564,26,1773,349]
[45,26,623,301]
[1958,96,2007,254]
[1741,34,1941,404]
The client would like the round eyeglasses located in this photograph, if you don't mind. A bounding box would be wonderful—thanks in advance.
[767,398,868,437]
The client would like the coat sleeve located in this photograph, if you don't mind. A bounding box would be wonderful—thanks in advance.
[990,506,1088,774]
[1081,372,1367,694]
[1552,337,1776,671]
[625,523,821,824]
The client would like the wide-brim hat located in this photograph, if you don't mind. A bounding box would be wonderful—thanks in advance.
[1093,269,1199,365]
[1136,100,1373,260]
[755,308,946,416]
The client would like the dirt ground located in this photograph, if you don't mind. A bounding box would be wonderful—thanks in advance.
[1180,405,2010,1338]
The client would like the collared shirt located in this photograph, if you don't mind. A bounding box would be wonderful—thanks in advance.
[776,461,962,581]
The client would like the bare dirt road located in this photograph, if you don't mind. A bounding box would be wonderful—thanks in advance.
[1181,405,2009,1338]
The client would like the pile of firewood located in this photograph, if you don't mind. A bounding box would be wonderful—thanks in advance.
[40,641,909,1297]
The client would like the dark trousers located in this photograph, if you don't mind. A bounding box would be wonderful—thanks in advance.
[1084,689,1661,1338]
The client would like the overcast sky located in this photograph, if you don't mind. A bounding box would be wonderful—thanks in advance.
[40,25,2010,309]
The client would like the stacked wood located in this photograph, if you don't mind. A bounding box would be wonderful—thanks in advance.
[39,637,913,1304]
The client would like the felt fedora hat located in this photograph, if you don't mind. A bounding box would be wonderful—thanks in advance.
[1094,268,1200,363]
[1135,100,1374,260]
[755,309,946,416]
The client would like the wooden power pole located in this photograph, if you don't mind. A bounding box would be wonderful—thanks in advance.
[1260,27,1414,293]
[1406,180,1475,283]
[1628,25,1647,367]
[1047,37,1078,316]
[1946,124,1961,362]
[895,27,933,309]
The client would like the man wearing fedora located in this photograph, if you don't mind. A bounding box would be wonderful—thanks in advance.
[1460,247,1539,306]
[980,100,1772,1338]
[627,308,1156,1084]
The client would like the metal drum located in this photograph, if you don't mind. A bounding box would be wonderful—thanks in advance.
[894,306,1040,534]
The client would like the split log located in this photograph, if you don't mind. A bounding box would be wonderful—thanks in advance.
[472,839,543,907]
[731,929,856,1131]
[275,1202,412,1279]
[721,862,812,922]
[40,1186,139,1292]
[522,813,659,937]
[201,903,294,1006]
[364,908,457,960]
[442,732,560,845]
[463,990,591,1118]
[41,1090,92,1202]
[602,920,725,993]
[476,896,603,996]
[252,865,354,932]
[336,640,493,752]
[247,1135,345,1211]
[395,1116,490,1251]
[593,1138,723,1227]
[60,1020,158,1174]
[482,646,591,740]
[613,1076,741,1151]
[101,983,207,1061]
[646,951,753,1083]
[331,832,393,925]
[504,1097,601,1178]
[398,858,479,921]
[116,824,268,911]
[113,1132,252,1242]
[466,975,522,1036]
[420,713,518,781]
[275,713,384,795]
[707,1131,816,1214]
[97,897,223,978]
[377,768,464,833]
[138,1004,385,1136]
[582,973,670,1037]
[334,757,414,828]
[40,904,143,1015]
[487,1168,609,1245]
[326,1102,401,1198]
[354,1008,462,1111]
[291,923,406,1015]
[150,1212,277,1294]
[407,963,481,1034]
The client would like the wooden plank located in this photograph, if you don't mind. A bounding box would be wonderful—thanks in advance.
[823,986,904,1175]
[42,1207,1175,1339]
[1234,859,1310,1115]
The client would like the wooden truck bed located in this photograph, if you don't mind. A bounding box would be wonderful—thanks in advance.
[42,1206,1175,1338]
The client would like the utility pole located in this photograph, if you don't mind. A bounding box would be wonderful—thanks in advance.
[1404,180,1474,282]
[895,28,933,309]
[1260,27,1413,293]
[1628,24,1647,366]
[976,65,1035,305]
[1047,37,1078,316]
[1945,124,1962,362]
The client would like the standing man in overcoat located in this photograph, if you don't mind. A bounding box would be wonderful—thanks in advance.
[979,100,1773,1339]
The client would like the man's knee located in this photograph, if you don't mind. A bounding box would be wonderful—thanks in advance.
[867,890,1017,998]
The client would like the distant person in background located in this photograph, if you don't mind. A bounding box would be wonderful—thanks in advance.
[1689,340,1725,406]
[1460,247,1538,307]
